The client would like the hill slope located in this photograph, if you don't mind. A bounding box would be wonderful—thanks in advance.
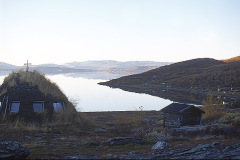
[100,58,240,91]
[223,56,240,63]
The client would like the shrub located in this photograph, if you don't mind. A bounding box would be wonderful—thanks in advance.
[202,95,226,121]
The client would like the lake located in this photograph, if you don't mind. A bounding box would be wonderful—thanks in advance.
[0,73,172,112]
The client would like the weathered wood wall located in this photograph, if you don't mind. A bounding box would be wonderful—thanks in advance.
[164,113,181,127]
[164,112,202,128]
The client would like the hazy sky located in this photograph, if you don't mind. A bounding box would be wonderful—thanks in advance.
[0,0,239,65]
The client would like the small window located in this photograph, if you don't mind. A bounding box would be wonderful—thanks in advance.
[10,102,20,113]
[53,102,63,111]
[33,102,44,113]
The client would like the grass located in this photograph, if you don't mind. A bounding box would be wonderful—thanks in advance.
[219,112,240,128]
[1,70,68,100]
[0,109,240,159]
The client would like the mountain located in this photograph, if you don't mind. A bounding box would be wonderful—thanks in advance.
[0,62,18,70]
[0,61,171,78]
[65,60,171,70]
[37,63,69,68]
[100,58,240,91]
[223,56,240,63]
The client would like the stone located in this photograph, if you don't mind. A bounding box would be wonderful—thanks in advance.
[63,154,100,159]
[95,128,106,132]
[152,141,168,150]
[176,142,219,156]
[59,138,76,141]
[0,140,30,159]
[103,137,144,146]
[129,151,136,155]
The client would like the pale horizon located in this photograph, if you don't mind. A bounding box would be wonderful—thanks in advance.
[1,0,240,66]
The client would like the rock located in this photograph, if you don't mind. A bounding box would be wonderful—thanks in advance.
[0,140,30,159]
[96,141,240,159]
[103,137,144,146]
[202,135,223,140]
[152,136,174,142]
[171,125,206,132]
[59,138,76,141]
[88,141,100,146]
[129,151,136,155]
[152,141,168,150]
[176,142,219,156]
[95,128,106,132]
[63,154,101,159]
[106,153,113,158]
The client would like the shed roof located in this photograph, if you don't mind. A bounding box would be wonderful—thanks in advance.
[161,103,205,114]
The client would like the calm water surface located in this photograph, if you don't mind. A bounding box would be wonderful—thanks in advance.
[0,74,172,112]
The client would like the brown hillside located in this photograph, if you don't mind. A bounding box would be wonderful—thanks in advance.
[223,56,240,62]
[101,58,240,91]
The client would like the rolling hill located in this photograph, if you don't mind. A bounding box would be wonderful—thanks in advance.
[223,56,240,63]
[100,58,240,91]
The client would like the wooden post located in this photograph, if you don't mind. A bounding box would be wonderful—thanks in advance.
[24,60,32,72]
[2,96,8,121]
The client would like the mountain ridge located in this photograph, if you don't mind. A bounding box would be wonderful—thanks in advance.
[100,57,240,91]
[0,60,171,76]
[222,56,240,63]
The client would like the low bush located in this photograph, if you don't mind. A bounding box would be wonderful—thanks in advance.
[202,95,226,122]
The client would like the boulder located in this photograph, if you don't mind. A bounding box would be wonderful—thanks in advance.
[152,141,168,150]
[0,140,30,159]
[103,137,144,146]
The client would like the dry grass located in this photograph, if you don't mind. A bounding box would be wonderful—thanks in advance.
[49,108,94,132]
[0,108,94,137]
[1,110,239,159]
[219,112,240,128]
[2,70,67,100]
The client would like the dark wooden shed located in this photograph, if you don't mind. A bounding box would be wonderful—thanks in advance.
[161,103,205,128]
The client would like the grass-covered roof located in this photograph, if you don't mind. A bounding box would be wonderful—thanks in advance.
[0,70,67,101]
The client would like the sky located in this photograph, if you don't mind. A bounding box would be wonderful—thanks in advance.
[0,0,240,66]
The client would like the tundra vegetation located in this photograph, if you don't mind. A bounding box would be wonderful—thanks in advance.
[0,68,240,159]
[101,58,240,92]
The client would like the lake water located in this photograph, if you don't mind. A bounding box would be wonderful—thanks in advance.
[0,73,172,112]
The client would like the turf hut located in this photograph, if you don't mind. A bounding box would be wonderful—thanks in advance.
[0,70,75,122]
[161,103,205,128]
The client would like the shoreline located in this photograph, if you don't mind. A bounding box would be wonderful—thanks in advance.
[99,83,240,105]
